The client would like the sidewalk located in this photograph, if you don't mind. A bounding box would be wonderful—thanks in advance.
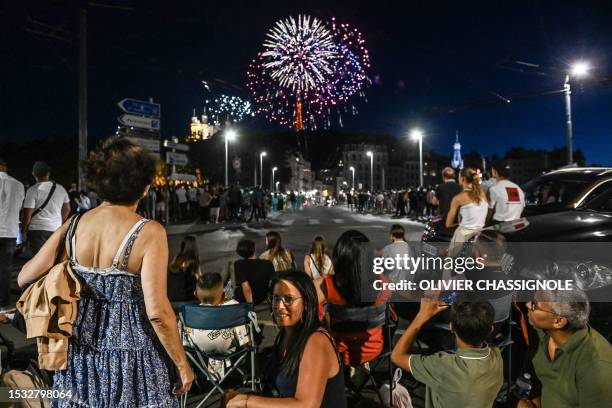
[336,204,427,226]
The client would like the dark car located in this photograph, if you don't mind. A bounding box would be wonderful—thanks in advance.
[422,167,612,246]
[422,185,612,339]
[522,167,612,216]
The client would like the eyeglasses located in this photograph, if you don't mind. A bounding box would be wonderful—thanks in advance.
[527,301,557,315]
[270,295,302,307]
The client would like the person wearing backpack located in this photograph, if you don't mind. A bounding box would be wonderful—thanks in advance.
[21,161,70,255]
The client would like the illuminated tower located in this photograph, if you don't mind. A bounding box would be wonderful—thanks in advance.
[451,130,464,169]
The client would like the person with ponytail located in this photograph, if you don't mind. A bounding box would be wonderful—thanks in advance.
[304,236,334,279]
[445,167,488,256]
[260,231,296,272]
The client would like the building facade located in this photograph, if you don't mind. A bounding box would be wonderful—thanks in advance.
[341,144,388,191]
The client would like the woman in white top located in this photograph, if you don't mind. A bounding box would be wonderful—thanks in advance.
[446,167,488,256]
[304,236,334,279]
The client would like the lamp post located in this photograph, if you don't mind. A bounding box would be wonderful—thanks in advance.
[411,129,424,187]
[275,181,280,192]
[224,129,237,186]
[272,166,278,191]
[349,166,355,190]
[366,151,373,191]
[259,152,267,188]
[564,61,590,165]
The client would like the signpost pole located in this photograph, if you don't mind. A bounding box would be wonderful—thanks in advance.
[78,5,88,190]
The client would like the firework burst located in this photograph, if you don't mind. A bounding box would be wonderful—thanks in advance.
[247,15,371,129]
[205,94,254,125]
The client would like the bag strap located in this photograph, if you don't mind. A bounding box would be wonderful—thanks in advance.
[31,181,57,218]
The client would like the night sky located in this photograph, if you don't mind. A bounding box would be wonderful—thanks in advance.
[2,0,612,164]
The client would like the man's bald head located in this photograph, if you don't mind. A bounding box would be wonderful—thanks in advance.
[442,167,455,181]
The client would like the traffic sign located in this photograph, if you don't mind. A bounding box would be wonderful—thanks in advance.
[119,127,160,140]
[125,137,160,153]
[119,114,160,130]
[166,152,189,166]
[163,140,190,151]
[170,173,196,182]
[118,98,161,117]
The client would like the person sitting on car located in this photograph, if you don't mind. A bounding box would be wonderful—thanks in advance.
[519,289,612,408]
[446,167,488,256]
[487,160,525,225]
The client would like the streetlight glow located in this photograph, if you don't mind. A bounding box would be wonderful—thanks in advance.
[570,61,590,78]
[272,166,278,191]
[410,129,423,141]
[225,129,237,141]
[349,166,355,190]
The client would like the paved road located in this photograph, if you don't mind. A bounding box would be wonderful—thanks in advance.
[168,205,425,279]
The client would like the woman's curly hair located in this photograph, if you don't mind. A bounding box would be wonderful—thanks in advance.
[83,137,156,204]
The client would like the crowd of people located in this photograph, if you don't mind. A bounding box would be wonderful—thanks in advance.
[2,140,611,408]
[343,162,527,227]
[139,183,314,226]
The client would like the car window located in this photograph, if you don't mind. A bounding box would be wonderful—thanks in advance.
[582,181,612,206]
[523,177,591,208]
[584,183,612,212]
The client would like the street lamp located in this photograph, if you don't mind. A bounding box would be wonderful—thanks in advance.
[259,152,267,187]
[225,129,237,186]
[272,166,278,191]
[411,129,424,187]
[275,181,280,192]
[349,166,355,190]
[564,61,590,164]
[366,151,373,191]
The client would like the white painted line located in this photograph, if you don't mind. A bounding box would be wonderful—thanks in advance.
[308,219,320,225]
[332,219,345,223]
[281,219,295,226]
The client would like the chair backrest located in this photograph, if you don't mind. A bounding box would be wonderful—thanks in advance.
[488,293,513,324]
[181,303,254,330]
[327,303,387,332]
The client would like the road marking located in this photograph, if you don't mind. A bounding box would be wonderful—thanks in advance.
[308,219,320,225]
[332,219,345,223]
[281,219,295,226]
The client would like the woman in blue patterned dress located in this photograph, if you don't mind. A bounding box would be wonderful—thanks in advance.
[18,138,194,407]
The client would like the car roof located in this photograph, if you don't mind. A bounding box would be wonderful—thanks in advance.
[547,167,612,176]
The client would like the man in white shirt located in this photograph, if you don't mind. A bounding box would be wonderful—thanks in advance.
[382,224,413,284]
[175,185,188,220]
[22,161,70,254]
[487,160,525,224]
[0,157,25,308]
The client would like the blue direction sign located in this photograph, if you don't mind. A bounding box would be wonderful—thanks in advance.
[118,98,161,117]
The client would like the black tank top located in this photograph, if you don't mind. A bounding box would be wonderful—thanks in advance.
[267,328,346,407]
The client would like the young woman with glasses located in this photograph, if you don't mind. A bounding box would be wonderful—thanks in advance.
[226,271,346,408]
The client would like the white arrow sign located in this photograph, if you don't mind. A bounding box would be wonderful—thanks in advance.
[166,152,189,166]
[118,114,160,130]
[170,173,196,182]
[125,137,160,153]
[163,140,190,151]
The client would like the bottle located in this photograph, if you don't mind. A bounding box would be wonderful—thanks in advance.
[515,373,532,399]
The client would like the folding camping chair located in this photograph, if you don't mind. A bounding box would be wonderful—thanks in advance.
[326,303,395,406]
[179,303,259,408]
